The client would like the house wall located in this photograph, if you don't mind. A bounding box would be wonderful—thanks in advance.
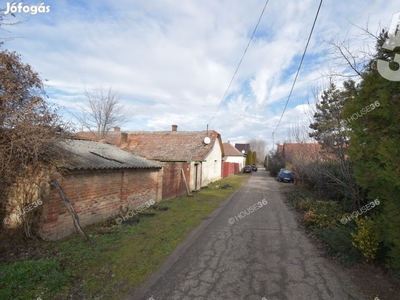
[189,161,202,191]
[225,156,244,170]
[38,168,162,240]
[201,140,222,186]
[161,162,190,200]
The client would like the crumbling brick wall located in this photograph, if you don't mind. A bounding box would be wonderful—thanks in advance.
[38,168,162,240]
[161,162,190,200]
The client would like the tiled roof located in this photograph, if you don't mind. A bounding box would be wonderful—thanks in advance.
[281,143,325,160]
[223,143,244,157]
[58,139,162,170]
[76,131,122,146]
[234,143,250,154]
[277,144,284,153]
[285,142,341,160]
[127,130,222,161]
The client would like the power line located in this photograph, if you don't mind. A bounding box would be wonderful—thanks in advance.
[272,0,324,146]
[208,0,270,126]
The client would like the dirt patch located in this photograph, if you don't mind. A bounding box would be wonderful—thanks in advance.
[346,263,400,300]
[0,231,55,265]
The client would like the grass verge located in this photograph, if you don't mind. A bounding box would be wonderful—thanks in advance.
[279,183,400,300]
[0,173,249,300]
[280,183,361,265]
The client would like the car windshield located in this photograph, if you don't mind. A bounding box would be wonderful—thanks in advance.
[282,169,292,174]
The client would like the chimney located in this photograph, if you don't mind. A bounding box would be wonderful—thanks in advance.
[172,124,178,131]
[114,126,121,132]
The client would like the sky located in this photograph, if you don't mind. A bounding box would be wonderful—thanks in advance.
[1,0,398,153]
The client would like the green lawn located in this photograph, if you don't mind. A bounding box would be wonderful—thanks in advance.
[0,173,249,300]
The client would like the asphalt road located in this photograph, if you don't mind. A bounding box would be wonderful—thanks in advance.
[126,169,368,300]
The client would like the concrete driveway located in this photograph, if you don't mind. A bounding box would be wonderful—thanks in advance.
[126,169,368,300]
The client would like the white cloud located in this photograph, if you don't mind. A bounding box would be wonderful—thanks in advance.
[2,0,397,149]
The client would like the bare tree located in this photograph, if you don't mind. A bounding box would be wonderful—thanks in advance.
[283,98,361,209]
[323,23,388,81]
[0,3,23,45]
[0,50,70,237]
[75,86,127,139]
[324,35,367,79]
[247,138,267,165]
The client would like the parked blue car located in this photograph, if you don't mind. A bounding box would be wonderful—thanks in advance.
[277,168,294,183]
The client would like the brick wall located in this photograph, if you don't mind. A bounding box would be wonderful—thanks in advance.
[38,168,162,240]
[161,162,190,200]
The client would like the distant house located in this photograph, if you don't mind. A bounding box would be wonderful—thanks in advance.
[30,139,161,240]
[222,142,245,177]
[277,142,326,168]
[77,125,224,200]
[234,143,250,156]
[276,142,339,184]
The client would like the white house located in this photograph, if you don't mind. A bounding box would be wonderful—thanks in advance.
[201,133,223,186]
[223,142,245,170]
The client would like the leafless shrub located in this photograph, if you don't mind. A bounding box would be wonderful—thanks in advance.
[0,50,70,237]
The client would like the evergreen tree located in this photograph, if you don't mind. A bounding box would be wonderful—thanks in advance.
[343,29,400,272]
[308,82,360,206]
[309,83,349,160]
[246,150,253,165]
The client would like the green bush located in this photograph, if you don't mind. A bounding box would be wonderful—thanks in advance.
[283,188,316,208]
[297,199,314,211]
[316,225,362,266]
[380,198,400,274]
[301,200,344,228]
[268,151,285,177]
[351,216,380,260]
